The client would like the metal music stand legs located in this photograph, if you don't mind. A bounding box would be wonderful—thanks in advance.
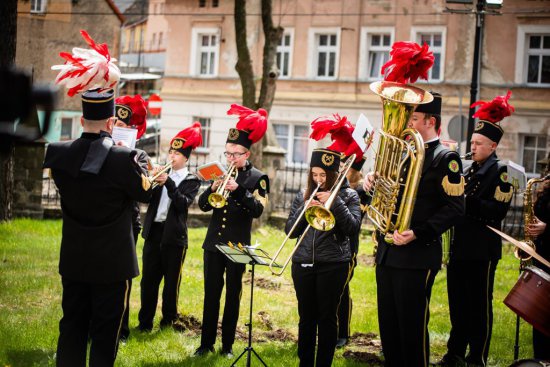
[231,261,268,367]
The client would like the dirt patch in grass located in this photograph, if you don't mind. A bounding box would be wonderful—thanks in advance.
[342,332,384,365]
[343,350,384,365]
[243,276,281,290]
[357,253,375,267]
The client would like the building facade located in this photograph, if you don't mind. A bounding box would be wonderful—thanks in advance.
[160,0,549,179]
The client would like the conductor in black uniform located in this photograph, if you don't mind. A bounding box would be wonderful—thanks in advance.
[43,89,151,366]
[364,93,465,367]
[194,105,269,357]
[439,92,514,367]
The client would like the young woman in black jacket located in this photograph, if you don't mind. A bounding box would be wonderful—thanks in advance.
[285,148,362,367]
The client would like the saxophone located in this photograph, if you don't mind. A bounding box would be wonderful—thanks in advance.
[516,175,550,261]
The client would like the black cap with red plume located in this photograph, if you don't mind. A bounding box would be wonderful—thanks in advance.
[226,104,268,149]
[471,91,514,143]
[170,122,203,158]
[115,95,147,139]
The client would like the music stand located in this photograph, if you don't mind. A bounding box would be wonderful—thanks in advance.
[215,244,281,367]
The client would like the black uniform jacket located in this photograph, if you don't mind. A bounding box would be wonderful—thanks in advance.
[198,162,269,251]
[141,173,201,248]
[375,140,465,270]
[534,186,550,273]
[452,153,513,261]
[43,132,151,283]
[285,182,362,264]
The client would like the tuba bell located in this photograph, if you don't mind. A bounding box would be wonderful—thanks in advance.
[366,81,433,243]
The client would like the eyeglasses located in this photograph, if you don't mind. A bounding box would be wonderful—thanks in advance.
[224,151,247,158]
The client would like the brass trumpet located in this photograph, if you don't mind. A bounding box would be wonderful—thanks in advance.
[141,161,173,191]
[208,163,238,208]
[269,154,356,276]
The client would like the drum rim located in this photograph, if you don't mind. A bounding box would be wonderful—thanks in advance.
[525,266,550,282]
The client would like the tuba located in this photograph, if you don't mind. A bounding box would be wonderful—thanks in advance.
[208,163,238,208]
[366,81,433,243]
[516,175,549,261]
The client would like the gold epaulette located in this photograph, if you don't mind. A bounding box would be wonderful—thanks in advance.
[494,186,513,202]
[442,175,465,196]
[253,189,268,207]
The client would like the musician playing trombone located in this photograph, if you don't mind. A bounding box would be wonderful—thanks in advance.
[364,92,465,367]
[194,105,269,358]
[137,123,203,333]
[285,146,361,367]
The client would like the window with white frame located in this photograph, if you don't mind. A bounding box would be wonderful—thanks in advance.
[367,33,392,79]
[526,34,550,85]
[191,29,220,77]
[312,32,339,79]
[194,117,211,149]
[522,135,547,176]
[276,31,293,78]
[414,30,445,81]
[31,0,47,13]
[273,123,309,164]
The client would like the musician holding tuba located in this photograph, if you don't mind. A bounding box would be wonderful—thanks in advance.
[137,122,202,333]
[364,42,465,367]
[439,92,514,367]
[286,119,362,367]
[525,158,550,360]
[194,105,269,358]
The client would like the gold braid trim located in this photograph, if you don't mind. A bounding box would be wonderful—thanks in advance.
[494,186,513,202]
[442,175,465,196]
[253,189,268,208]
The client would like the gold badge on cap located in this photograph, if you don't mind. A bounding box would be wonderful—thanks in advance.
[117,106,130,120]
[475,121,484,131]
[229,128,239,141]
[171,139,183,150]
[322,153,335,167]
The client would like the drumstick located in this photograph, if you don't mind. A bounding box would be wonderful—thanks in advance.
[487,226,550,269]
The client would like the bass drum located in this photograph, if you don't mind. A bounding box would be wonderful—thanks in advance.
[504,266,550,337]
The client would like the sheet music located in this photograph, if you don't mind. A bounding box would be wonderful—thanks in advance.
[197,161,227,181]
[353,114,375,152]
[112,126,138,149]
[215,244,273,266]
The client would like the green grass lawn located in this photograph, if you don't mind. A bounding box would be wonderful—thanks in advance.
[0,218,536,366]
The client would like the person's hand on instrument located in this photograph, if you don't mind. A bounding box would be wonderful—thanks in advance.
[392,230,416,246]
[526,218,547,238]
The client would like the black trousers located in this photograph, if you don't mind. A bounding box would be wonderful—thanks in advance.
[446,259,498,365]
[376,265,437,367]
[338,253,357,339]
[120,225,141,339]
[138,222,186,329]
[56,278,129,367]
[200,249,246,348]
[292,261,351,367]
[533,327,550,360]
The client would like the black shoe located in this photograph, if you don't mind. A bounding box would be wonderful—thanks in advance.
[436,354,467,367]
[220,347,234,358]
[335,338,348,349]
[137,324,152,333]
[194,346,214,356]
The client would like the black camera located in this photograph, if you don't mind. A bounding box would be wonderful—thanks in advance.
[0,67,57,151]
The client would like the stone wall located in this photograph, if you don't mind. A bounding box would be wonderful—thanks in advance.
[13,141,45,218]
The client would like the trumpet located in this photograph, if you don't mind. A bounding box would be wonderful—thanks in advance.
[269,154,356,276]
[141,161,173,191]
[208,163,238,208]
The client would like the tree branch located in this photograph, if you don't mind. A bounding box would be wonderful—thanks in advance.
[234,0,256,109]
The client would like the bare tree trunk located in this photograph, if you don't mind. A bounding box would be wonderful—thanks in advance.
[0,0,17,221]
[234,0,256,109]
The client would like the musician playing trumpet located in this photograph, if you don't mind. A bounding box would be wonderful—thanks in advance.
[137,122,203,333]
[195,105,269,358]
[286,127,361,366]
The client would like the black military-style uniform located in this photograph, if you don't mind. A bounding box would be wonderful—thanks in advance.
[197,161,269,350]
[138,171,201,330]
[338,184,370,341]
[43,132,151,367]
[375,139,465,367]
[446,153,513,365]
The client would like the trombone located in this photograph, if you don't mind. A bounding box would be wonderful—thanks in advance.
[208,163,238,208]
[269,154,356,276]
[141,161,173,191]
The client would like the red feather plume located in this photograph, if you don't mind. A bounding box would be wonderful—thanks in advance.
[310,114,364,163]
[381,42,434,84]
[471,90,514,124]
[227,104,268,143]
[180,122,203,150]
[115,95,147,139]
